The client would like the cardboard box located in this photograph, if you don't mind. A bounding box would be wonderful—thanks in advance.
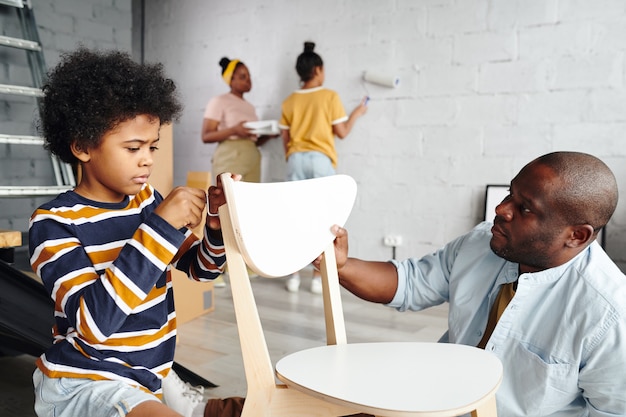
[172,269,214,325]
[0,229,22,248]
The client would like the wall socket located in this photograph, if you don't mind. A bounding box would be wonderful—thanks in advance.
[383,235,403,247]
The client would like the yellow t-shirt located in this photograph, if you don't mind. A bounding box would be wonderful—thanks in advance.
[279,87,347,167]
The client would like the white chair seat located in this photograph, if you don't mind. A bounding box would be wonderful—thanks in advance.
[276,342,503,416]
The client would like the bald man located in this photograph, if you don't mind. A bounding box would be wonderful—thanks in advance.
[320,152,626,417]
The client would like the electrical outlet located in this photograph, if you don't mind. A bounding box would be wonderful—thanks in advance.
[383,235,403,247]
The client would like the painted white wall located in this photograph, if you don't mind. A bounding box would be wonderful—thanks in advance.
[141,0,626,269]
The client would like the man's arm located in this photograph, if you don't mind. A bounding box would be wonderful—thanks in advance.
[339,257,398,303]
[315,225,398,304]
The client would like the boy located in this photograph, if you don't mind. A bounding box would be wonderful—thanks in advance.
[29,47,243,417]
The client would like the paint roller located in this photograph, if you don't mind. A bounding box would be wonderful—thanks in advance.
[363,70,400,88]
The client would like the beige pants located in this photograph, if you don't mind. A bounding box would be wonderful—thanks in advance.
[212,139,261,183]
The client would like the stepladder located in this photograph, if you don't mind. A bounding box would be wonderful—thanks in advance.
[0,0,76,200]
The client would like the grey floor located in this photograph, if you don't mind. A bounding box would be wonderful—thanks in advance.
[0,267,448,415]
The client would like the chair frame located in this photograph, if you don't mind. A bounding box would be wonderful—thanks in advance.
[219,174,500,417]
[219,205,358,416]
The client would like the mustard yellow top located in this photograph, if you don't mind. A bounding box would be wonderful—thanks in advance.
[279,87,347,167]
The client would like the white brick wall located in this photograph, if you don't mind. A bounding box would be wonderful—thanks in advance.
[140,0,626,271]
[4,0,622,270]
[35,0,133,64]
[0,0,131,231]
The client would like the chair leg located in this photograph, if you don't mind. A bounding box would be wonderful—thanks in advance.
[471,394,498,417]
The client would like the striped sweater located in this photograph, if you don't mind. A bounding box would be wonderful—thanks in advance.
[28,184,225,396]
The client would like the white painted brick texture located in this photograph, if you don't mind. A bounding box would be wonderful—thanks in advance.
[142,0,626,271]
[0,0,132,231]
[4,0,625,271]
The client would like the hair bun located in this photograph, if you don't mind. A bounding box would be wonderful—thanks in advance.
[303,42,315,53]
[219,57,230,71]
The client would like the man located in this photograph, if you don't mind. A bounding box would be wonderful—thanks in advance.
[321,152,626,416]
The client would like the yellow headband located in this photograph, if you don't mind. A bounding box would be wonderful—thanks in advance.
[222,59,240,85]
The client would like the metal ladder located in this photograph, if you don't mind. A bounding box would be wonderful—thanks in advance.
[0,0,75,197]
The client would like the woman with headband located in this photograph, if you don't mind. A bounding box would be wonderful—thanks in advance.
[201,57,275,288]
[202,57,274,184]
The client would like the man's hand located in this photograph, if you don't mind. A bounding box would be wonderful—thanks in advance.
[314,224,349,272]
[314,225,398,304]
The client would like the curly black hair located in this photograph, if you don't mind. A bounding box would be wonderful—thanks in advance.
[40,47,183,164]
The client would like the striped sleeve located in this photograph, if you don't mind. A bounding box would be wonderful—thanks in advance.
[172,224,226,282]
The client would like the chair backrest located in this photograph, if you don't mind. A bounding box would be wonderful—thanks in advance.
[221,174,357,277]
[218,173,357,390]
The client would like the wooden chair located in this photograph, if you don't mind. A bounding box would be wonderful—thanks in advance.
[218,173,502,417]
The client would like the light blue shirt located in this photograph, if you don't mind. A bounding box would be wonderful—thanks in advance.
[388,222,626,417]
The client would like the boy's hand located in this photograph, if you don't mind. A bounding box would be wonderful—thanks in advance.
[206,173,242,230]
[154,186,206,230]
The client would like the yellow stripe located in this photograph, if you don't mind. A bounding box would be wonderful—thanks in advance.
[37,361,161,398]
[89,246,122,266]
[32,240,80,272]
[98,322,174,347]
[31,184,154,222]
[105,269,144,308]
[135,227,176,264]
[55,272,97,312]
